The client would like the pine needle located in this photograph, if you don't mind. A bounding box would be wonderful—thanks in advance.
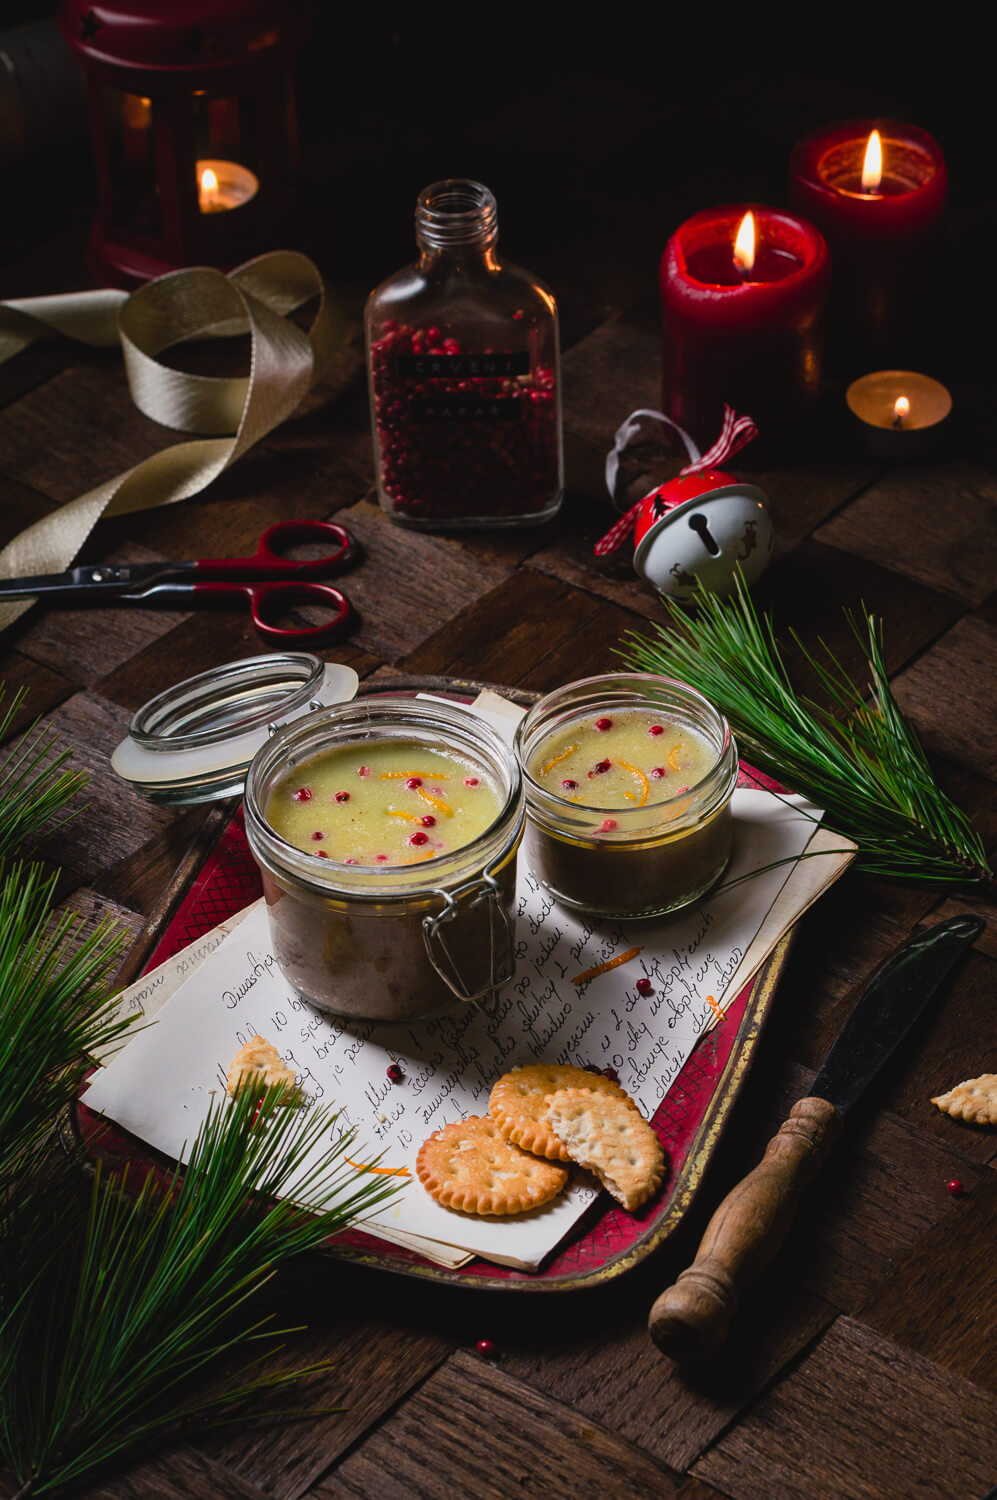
[0,862,131,1196]
[0,689,87,861]
[0,1087,402,1495]
[621,578,991,886]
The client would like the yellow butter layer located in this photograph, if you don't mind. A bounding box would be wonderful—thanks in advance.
[266,739,502,867]
[528,709,714,810]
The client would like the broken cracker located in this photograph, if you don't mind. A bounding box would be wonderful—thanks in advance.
[416,1115,568,1216]
[490,1063,637,1161]
[226,1035,299,1100]
[931,1074,997,1126]
[545,1087,665,1211]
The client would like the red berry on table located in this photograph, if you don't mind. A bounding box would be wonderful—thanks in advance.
[594,717,613,732]
[650,767,666,780]
[636,977,654,996]
[649,724,665,737]
[292,787,312,802]
[420,814,437,828]
[599,818,618,832]
[335,790,350,803]
[476,1338,497,1358]
[311,831,324,841]
[387,1063,404,1083]
[948,1179,964,1197]
[409,831,429,846]
[405,777,423,790]
[562,778,578,790]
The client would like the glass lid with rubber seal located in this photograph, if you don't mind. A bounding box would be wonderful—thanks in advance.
[110,652,360,805]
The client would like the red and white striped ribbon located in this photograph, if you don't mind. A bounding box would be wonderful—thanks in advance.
[594,405,757,557]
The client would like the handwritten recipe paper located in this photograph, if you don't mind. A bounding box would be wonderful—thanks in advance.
[85,784,845,1269]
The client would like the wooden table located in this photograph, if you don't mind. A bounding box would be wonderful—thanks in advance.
[1,50,995,1500]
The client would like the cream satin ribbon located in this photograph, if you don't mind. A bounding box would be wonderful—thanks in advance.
[0,252,346,632]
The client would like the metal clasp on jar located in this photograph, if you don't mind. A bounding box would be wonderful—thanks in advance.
[422,868,515,1006]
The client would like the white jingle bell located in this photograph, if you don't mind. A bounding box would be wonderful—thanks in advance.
[631,469,773,601]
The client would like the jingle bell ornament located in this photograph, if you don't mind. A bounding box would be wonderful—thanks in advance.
[595,405,773,601]
[633,470,772,601]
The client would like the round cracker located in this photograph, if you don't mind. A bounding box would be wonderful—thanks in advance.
[546,1087,665,1211]
[416,1115,568,1216]
[489,1063,636,1161]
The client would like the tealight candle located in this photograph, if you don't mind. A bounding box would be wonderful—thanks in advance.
[516,675,738,920]
[660,206,830,465]
[197,158,259,214]
[846,370,952,460]
[789,121,947,370]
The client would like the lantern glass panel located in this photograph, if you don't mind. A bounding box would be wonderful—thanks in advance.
[100,85,161,238]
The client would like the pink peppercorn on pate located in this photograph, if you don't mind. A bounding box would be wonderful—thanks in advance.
[265,740,502,867]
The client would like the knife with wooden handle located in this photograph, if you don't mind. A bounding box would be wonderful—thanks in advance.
[648,914,983,1362]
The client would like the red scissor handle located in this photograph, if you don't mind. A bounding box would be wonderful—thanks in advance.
[195,520,359,581]
[191,580,354,644]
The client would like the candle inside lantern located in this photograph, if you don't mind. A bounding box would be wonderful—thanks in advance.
[846,370,951,459]
[197,158,259,214]
[660,205,830,464]
[789,121,947,371]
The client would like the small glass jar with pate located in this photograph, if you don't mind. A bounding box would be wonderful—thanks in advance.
[515,673,737,920]
[243,697,524,1021]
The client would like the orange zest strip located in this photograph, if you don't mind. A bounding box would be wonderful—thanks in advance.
[572,945,644,987]
[386,808,421,823]
[617,758,649,806]
[416,787,453,816]
[541,743,579,775]
[623,791,637,801]
[380,771,451,780]
[345,1158,411,1177]
[705,993,726,1022]
[668,744,683,772]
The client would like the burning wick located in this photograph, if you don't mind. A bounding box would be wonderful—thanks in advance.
[199,166,219,211]
[892,394,910,428]
[861,129,883,194]
[733,211,756,277]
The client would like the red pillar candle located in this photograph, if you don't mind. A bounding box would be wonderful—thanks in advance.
[789,120,947,372]
[660,206,830,465]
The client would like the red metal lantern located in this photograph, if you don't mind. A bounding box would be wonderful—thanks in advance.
[58,0,308,287]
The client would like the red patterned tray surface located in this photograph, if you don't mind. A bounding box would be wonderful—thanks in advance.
[78,758,787,1293]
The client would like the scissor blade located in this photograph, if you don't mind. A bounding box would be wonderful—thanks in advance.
[0,561,183,602]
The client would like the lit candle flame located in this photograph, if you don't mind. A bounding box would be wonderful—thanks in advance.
[200,166,218,195]
[893,394,910,427]
[733,211,756,274]
[862,130,883,192]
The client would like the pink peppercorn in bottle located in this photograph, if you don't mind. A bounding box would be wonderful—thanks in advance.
[366,178,563,528]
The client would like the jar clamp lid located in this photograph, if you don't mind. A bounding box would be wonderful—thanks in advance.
[111,652,359,805]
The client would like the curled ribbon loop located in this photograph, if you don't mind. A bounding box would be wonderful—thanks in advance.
[0,252,346,632]
[595,404,757,558]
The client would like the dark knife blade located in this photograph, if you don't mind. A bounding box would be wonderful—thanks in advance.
[810,914,983,1117]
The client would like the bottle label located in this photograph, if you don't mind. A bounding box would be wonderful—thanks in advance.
[409,397,523,422]
[395,351,531,379]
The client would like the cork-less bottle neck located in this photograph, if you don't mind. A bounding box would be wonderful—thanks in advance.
[415,178,499,258]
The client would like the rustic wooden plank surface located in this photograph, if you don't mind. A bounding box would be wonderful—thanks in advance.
[0,35,994,1500]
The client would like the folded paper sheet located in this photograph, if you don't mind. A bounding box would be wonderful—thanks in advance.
[85,785,844,1269]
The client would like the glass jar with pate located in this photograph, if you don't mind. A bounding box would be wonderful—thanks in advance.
[243,697,524,1021]
[515,674,737,920]
[365,177,563,528]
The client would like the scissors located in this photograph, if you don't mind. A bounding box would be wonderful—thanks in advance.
[0,519,361,645]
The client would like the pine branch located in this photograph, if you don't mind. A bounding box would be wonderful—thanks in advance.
[0,862,131,1196]
[621,578,991,886]
[0,690,87,861]
[0,1087,401,1495]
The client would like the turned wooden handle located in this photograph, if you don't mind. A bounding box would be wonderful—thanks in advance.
[648,1095,843,1362]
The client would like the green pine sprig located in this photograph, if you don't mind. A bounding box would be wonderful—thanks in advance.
[0,1086,401,1496]
[621,578,991,886]
[0,861,130,1197]
[0,689,87,861]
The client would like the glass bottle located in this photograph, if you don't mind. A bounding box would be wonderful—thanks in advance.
[366,178,563,528]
